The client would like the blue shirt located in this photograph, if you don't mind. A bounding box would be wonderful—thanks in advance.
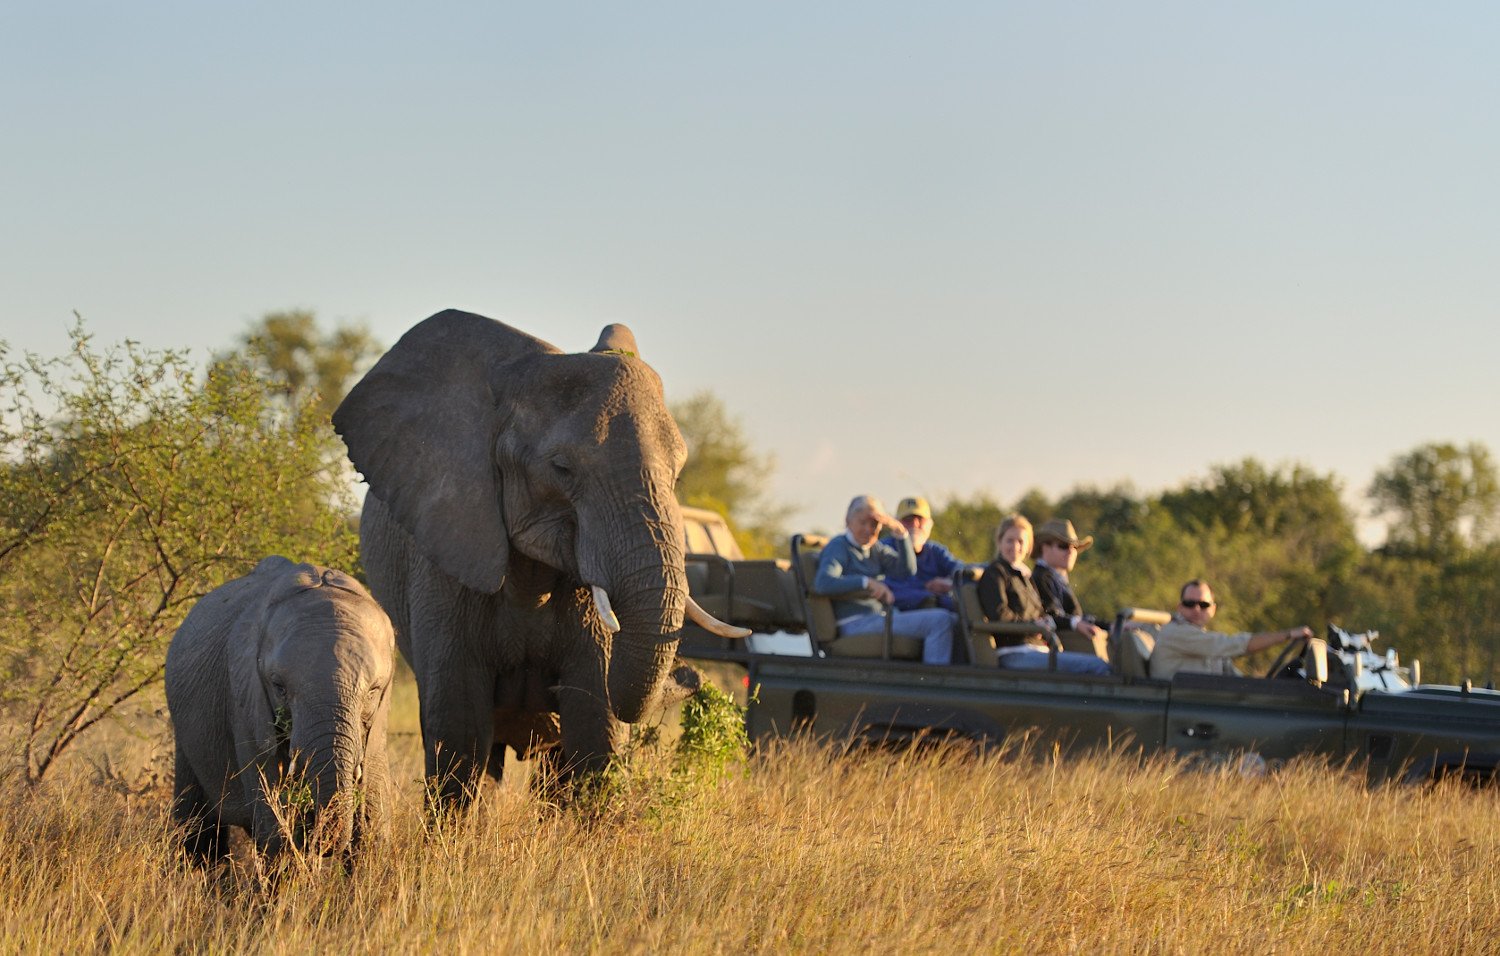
[813,532,917,622]
[881,538,964,611]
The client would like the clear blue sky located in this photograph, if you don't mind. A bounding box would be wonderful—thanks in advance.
[4,3,1497,540]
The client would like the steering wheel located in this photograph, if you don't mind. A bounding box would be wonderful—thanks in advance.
[1263,634,1310,679]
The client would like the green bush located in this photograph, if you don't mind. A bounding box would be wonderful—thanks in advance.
[675,683,750,783]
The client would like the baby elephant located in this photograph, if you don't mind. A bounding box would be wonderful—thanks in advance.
[165,556,396,866]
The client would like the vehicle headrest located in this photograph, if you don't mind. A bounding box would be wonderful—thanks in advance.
[1118,607,1171,626]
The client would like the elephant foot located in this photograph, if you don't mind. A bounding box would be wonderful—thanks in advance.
[521,746,630,821]
[526,745,571,807]
[180,816,229,865]
[422,772,485,819]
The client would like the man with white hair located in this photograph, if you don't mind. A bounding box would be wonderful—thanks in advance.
[812,495,956,665]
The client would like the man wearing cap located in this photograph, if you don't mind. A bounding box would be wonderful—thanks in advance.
[813,495,956,665]
[880,496,965,613]
[1151,579,1314,681]
[1032,518,1106,640]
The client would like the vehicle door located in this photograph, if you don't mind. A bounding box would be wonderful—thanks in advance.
[746,659,1171,755]
[1166,673,1348,770]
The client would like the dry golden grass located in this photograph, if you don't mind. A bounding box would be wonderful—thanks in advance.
[2,673,1498,955]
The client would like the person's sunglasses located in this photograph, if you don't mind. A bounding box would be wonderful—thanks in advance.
[1181,600,1214,610]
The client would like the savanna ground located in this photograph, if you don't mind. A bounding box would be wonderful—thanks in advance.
[2,666,1497,955]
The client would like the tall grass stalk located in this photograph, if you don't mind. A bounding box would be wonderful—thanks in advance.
[1,712,1496,953]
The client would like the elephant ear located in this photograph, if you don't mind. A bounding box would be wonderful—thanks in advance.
[333,310,557,594]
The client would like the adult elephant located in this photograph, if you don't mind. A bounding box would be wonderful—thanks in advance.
[333,310,743,805]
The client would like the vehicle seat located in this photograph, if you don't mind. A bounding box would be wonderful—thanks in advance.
[1111,607,1171,678]
[684,553,801,629]
[685,560,710,602]
[1057,629,1109,660]
[730,557,805,628]
[790,534,921,661]
[951,567,1058,669]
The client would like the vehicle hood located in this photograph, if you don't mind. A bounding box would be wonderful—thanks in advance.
[1359,683,1500,720]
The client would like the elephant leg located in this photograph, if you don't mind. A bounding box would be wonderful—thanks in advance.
[528,744,569,803]
[173,748,226,864]
[485,740,507,784]
[249,770,288,866]
[418,662,497,810]
[555,657,627,779]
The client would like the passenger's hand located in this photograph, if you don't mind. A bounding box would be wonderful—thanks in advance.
[925,578,953,596]
[873,510,906,537]
[868,581,895,605]
[1286,626,1313,643]
[1078,620,1103,637]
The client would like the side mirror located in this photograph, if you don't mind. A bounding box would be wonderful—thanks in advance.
[1304,637,1329,687]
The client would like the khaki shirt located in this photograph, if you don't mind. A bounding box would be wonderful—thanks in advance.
[1150,615,1253,681]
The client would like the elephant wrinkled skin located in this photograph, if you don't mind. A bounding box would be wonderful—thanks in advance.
[164,556,396,865]
[334,310,736,806]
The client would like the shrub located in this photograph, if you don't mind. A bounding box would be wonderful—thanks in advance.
[675,683,750,783]
[0,320,358,782]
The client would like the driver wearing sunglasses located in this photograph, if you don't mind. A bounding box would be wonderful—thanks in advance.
[1149,579,1313,681]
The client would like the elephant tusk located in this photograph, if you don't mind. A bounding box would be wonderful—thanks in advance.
[592,586,622,633]
[686,596,752,639]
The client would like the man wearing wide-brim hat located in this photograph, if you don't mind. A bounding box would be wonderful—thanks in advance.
[1031,518,1105,640]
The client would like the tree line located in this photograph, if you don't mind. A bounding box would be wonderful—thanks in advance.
[920,452,1500,686]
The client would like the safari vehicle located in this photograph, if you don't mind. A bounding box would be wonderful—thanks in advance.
[679,506,809,657]
[677,519,1500,784]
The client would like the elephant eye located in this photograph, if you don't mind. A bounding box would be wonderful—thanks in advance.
[270,678,287,702]
[550,457,572,477]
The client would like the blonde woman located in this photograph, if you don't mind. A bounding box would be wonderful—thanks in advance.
[976,514,1110,675]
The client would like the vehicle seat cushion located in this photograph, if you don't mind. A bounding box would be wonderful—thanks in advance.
[797,549,823,594]
[1058,629,1108,660]
[1131,628,1156,659]
[807,598,840,646]
[954,570,1002,667]
[793,539,842,647]
[1118,626,1158,678]
[827,631,924,660]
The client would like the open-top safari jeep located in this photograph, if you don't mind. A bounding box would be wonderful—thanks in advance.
[677,507,1500,785]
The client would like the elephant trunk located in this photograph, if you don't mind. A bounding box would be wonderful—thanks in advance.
[600,541,688,725]
[290,722,362,856]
